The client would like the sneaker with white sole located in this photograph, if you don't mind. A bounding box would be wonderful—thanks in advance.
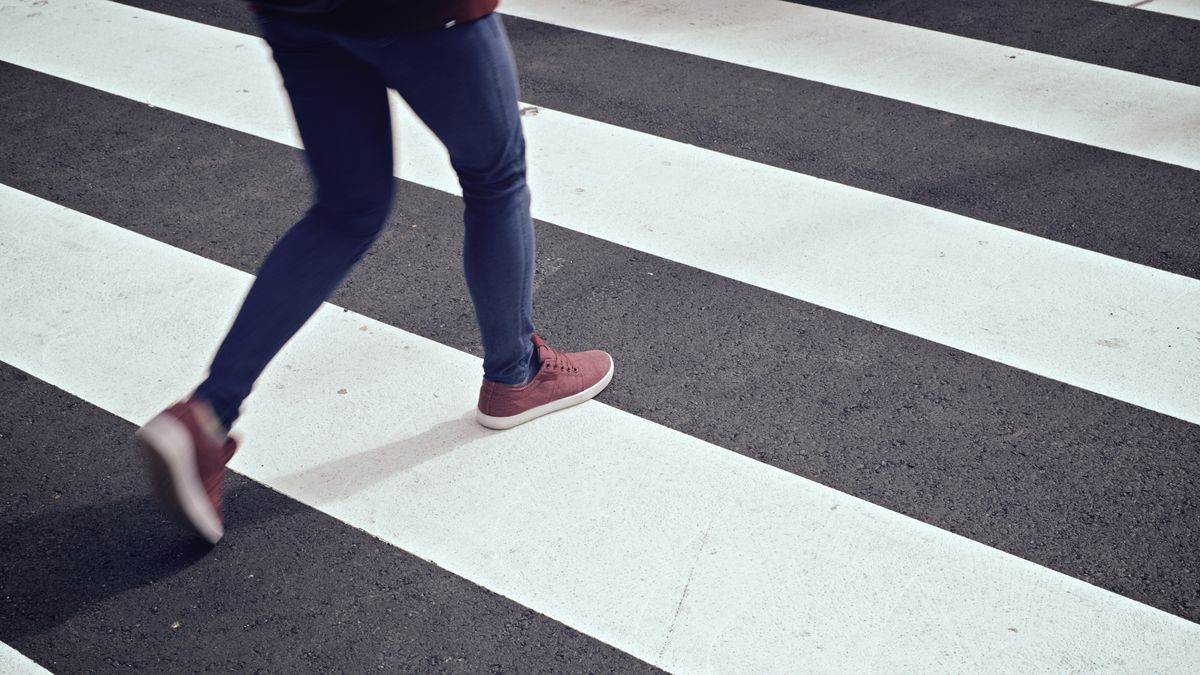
[135,398,237,545]
[476,334,614,430]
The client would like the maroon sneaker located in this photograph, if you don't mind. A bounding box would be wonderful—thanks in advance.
[135,398,237,544]
[476,334,614,430]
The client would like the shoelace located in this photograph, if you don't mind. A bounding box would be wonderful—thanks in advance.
[538,343,579,374]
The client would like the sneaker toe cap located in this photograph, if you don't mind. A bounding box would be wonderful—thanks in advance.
[577,350,614,386]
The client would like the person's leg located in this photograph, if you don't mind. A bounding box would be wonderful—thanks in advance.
[193,17,396,431]
[138,17,396,544]
[346,15,535,386]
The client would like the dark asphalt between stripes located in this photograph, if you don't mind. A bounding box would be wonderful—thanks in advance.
[790,0,1200,87]
[2,59,1197,635]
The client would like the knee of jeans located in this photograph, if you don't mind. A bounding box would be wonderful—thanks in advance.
[460,169,528,211]
[310,190,394,241]
[459,161,527,206]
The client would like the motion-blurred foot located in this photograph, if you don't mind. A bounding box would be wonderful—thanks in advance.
[135,398,237,544]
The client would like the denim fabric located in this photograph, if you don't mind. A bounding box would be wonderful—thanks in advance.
[195,13,535,431]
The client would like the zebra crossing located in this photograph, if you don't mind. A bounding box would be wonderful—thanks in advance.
[2,0,1198,671]
[501,0,1200,170]
[4,0,1196,421]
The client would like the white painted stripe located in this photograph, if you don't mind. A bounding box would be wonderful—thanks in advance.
[499,0,1200,170]
[5,0,1198,425]
[1138,0,1200,21]
[0,642,51,675]
[1092,0,1200,21]
[3,186,1199,672]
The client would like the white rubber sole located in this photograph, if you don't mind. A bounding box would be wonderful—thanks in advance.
[135,414,224,544]
[476,355,615,430]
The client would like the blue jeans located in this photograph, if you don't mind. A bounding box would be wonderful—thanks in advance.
[194,13,536,431]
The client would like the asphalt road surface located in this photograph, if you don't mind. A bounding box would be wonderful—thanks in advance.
[2,0,1198,672]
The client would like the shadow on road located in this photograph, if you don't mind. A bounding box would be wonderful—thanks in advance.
[0,490,295,641]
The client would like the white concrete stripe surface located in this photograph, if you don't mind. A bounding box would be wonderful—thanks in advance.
[500,0,1200,171]
[1092,0,1200,21]
[8,0,1200,427]
[3,185,1200,672]
[3,1,1198,426]
[1138,0,1200,20]
[0,643,51,674]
